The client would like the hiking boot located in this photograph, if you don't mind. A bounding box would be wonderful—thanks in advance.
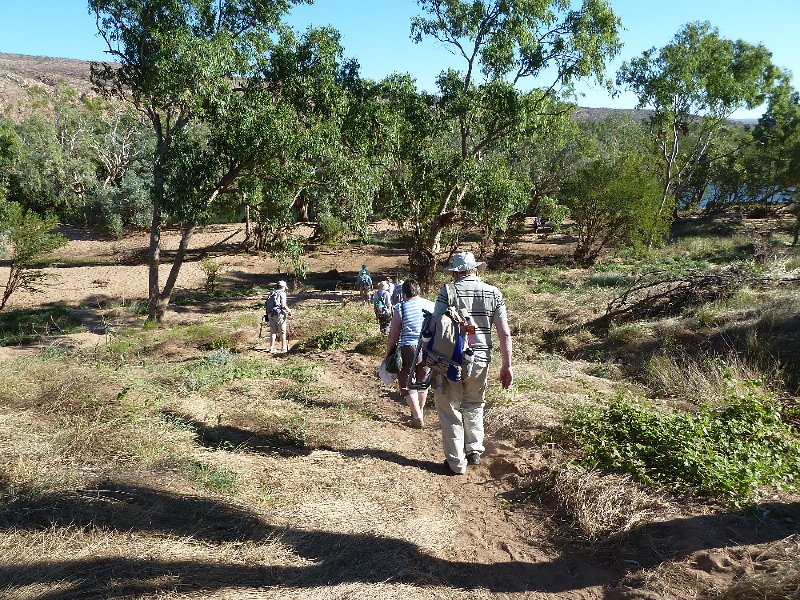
[442,460,463,476]
[466,452,481,466]
[410,416,424,429]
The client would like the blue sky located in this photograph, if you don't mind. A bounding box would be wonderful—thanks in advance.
[1,0,797,118]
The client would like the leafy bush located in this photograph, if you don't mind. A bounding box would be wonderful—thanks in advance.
[300,326,353,351]
[0,201,67,310]
[353,334,385,356]
[565,381,800,505]
[199,258,223,294]
[315,213,348,245]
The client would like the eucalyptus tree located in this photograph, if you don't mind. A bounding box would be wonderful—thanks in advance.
[749,78,800,243]
[396,0,621,283]
[617,21,780,222]
[244,27,379,255]
[557,115,665,264]
[89,0,312,322]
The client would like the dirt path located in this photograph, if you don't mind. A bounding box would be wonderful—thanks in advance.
[261,346,620,598]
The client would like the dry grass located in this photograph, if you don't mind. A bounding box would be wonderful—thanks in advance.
[550,465,675,541]
[645,350,783,402]
[715,536,800,600]
[484,400,562,443]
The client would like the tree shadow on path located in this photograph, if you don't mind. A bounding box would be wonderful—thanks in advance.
[2,481,798,598]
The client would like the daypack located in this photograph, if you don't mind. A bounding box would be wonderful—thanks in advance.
[264,291,283,316]
[357,272,372,290]
[418,284,475,382]
[373,291,391,318]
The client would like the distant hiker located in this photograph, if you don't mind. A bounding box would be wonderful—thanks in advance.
[390,277,404,305]
[356,264,372,303]
[372,280,393,334]
[532,215,541,233]
[431,251,513,474]
[265,280,292,353]
[385,279,434,428]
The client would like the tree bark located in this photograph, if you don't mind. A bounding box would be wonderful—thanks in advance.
[153,222,196,322]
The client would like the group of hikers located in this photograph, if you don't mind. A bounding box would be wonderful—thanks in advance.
[263,251,513,475]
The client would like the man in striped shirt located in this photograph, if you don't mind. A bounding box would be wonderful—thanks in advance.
[432,251,513,475]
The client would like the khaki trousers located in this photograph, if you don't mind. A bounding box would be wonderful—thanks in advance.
[434,362,489,474]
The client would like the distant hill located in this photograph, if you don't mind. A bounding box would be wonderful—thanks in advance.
[0,53,97,120]
[0,52,760,125]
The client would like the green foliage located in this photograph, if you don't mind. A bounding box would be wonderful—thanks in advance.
[586,271,634,288]
[0,305,83,346]
[264,361,319,385]
[0,201,67,311]
[565,382,800,505]
[300,326,353,351]
[182,350,266,391]
[199,258,223,294]
[536,196,570,233]
[314,213,349,245]
[353,334,386,356]
[272,236,309,280]
[558,116,669,264]
[617,21,781,218]
[386,0,622,283]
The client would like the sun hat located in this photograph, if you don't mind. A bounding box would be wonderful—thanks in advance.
[277,280,288,289]
[443,251,485,272]
[378,280,390,291]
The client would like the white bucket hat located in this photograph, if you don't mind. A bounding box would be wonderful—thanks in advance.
[277,280,288,289]
[443,251,485,272]
[378,281,390,291]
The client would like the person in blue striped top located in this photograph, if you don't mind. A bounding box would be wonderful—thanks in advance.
[385,279,435,428]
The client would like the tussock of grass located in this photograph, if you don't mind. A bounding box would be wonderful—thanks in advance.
[587,270,634,288]
[484,399,562,443]
[550,465,673,541]
[716,536,800,599]
[645,352,783,402]
[608,322,652,344]
[353,334,386,356]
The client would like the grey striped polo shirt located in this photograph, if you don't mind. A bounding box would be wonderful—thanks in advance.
[432,274,508,364]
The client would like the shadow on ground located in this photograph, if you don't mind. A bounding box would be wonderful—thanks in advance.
[2,481,799,597]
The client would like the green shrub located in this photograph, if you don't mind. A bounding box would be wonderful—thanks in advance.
[353,334,386,356]
[315,213,348,245]
[199,258,223,294]
[564,382,800,505]
[300,326,353,351]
